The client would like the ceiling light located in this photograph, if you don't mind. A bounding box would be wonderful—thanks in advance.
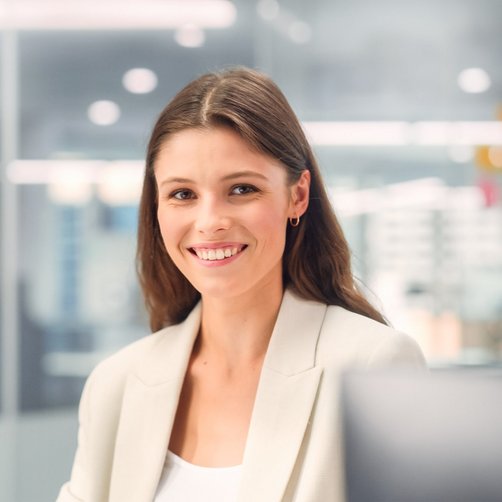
[7,160,144,185]
[304,122,411,146]
[0,0,237,30]
[7,160,101,184]
[257,0,280,21]
[48,181,93,205]
[457,67,491,94]
[412,121,502,145]
[87,100,120,126]
[174,24,205,48]
[46,166,94,205]
[122,68,158,94]
[303,121,502,146]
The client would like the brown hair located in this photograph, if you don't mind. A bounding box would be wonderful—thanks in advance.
[137,66,386,331]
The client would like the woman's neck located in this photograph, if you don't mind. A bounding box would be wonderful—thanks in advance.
[197,283,284,369]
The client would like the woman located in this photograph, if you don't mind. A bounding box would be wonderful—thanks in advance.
[57,67,426,502]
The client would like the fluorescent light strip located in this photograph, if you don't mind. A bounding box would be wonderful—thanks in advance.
[0,0,237,30]
[8,160,146,205]
[303,121,502,146]
[8,160,102,184]
[304,121,411,146]
[7,160,144,184]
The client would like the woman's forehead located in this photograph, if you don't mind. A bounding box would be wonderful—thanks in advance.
[155,126,285,175]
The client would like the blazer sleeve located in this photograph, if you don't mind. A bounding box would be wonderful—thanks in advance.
[55,373,94,502]
[365,330,427,369]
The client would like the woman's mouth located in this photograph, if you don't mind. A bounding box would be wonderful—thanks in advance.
[190,245,247,262]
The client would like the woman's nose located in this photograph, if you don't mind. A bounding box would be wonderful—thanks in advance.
[194,198,231,234]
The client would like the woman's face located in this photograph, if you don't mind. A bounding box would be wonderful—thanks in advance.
[154,126,309,301]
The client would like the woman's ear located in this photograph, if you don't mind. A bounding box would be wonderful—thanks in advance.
[289,169,311,218]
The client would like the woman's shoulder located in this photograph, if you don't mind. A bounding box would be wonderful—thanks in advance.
[281,291,425,369]
[322,303,393,336]
[319,304,427,369]
[88,303,201,386]
[89,329,168,379]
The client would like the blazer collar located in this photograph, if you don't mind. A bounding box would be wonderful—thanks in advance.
[262,288,327,375]
[109,290,327,502]
[135,302,202,386]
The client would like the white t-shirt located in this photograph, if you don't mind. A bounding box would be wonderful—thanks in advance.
[153,450,242,502]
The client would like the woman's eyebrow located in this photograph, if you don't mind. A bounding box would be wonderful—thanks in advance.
[159,176,193,187]
[160,170,269,187]
[220,170,269,181]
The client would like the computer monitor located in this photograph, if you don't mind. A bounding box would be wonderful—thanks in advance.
[341,370,502,502]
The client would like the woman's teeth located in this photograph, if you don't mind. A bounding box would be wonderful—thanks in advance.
[193,247,241,261]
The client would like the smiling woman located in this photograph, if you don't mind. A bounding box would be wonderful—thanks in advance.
[57,67,426,502]
[138,67,388,330]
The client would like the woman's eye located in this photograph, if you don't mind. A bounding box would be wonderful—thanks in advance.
[231,185,258,195]
[171,189,194,200]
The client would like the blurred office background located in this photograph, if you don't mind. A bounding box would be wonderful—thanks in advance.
[1,0,501,500]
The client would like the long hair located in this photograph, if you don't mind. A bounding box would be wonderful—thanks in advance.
[137,67,386,331]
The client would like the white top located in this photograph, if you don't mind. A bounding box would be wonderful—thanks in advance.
[153,450,242,502]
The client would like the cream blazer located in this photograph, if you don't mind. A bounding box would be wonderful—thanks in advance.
[57,290,426,502]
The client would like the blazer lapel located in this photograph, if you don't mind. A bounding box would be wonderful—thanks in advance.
[238,290,326,502]
[108,304,201,502]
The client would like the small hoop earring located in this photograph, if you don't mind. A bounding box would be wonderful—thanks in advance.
[289,216,300,227]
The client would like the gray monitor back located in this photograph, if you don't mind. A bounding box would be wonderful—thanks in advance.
[341,370,502,502]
